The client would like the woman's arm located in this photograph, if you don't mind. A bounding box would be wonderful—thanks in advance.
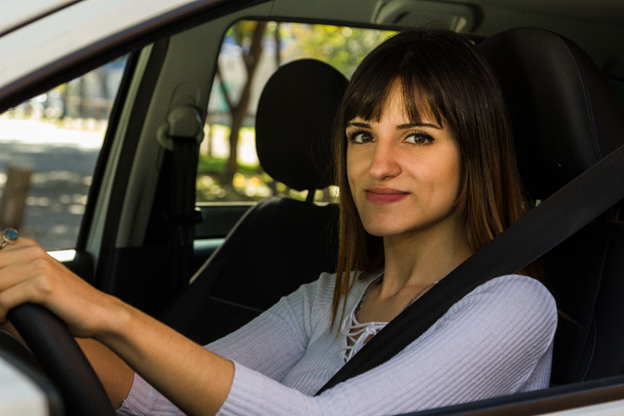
[118,276,317,414]
[77,338,135,408]
[0,238,236,415]
[99,299,235,415]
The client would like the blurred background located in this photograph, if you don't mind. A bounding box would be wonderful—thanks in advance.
[0,21,394,250]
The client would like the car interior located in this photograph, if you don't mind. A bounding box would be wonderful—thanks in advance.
[3,0,624,415]
[160,58,345,345]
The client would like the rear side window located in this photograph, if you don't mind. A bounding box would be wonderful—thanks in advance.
[199,21,395,205]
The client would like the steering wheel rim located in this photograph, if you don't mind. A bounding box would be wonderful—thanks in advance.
[9,303,116,416]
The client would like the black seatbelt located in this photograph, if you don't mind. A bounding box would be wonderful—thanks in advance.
[158,105,204,294]
[168,137,202,293]
[317,142,624,394]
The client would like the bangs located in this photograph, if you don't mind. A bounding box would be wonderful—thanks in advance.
[341,36,448,128]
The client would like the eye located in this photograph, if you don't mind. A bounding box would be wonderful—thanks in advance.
[347,130,374,144]
[405,132,434,146]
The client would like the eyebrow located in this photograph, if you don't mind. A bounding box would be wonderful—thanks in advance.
[346,121,442,130]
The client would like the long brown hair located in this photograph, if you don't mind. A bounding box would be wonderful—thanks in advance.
[331,29,530,327]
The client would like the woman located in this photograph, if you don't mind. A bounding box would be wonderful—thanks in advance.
[0,29,556,415]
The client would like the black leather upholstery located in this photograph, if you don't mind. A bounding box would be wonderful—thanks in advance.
[480,28,624,201]
[480,28,624,385]
[161,60,346,344]
[256,59,344,191]
[546,222,624,383]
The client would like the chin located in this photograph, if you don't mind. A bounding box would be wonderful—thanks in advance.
[361,222,405,238]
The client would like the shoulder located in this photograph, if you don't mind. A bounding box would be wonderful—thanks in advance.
[439,274,557,337]
[287,272,336,305]
[407,274,557,363]
[289,271,377,306]
[469,274,555,311]
[274,272,337,327]
[473,273,552,295]
[385,275,557,402]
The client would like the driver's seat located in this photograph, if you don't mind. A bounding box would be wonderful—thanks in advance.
[480,28,624,385]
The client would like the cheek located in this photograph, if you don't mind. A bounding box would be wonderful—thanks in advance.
[426,148,462,197]
[345,152,358,205]
[346,150,361,186]
[444,151,463,198]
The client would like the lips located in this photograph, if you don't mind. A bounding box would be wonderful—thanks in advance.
[365,187,409,204]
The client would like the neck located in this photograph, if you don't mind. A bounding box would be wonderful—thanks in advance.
[379,215,472,298]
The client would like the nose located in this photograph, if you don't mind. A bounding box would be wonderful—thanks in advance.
[368,140,401,180]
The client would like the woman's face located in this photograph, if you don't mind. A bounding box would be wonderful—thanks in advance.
[346,83,463,240]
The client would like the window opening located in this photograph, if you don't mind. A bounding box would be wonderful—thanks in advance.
[199,21,396,204]
[0,56,128,250]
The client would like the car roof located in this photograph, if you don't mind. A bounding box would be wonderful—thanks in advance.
[0,0,245,109]
[0,0,79,36]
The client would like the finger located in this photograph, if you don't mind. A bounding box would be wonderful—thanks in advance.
[0,238,43,257]
[0,261,34,292]
[1,237,38,251]
[0,247,51,291]
[0,241,52,271]
[0,278,48,323]
[0,253,63,297]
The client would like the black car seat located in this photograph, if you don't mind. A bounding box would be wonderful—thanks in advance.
[160,59,347,345]
[479,28,624,385]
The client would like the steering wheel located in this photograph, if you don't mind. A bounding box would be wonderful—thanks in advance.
[9,304,116,416]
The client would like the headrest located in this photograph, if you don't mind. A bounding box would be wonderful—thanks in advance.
[256,59,347,192]
[479,28,624,200]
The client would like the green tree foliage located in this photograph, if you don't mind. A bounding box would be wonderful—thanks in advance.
[218,21,268,183]
[205,21,395,199]
[280,24,395,76]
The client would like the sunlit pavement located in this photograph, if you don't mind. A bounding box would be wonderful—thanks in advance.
[0,117,104,149]
[0,117,102,250]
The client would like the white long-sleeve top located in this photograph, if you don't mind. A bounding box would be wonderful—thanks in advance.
[118,272,557,415]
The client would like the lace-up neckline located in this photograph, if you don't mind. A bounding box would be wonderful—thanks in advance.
[341,275,439,362]
[341,276,386,362]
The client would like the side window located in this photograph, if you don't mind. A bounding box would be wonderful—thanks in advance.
[0,57,127,251]
[198,21,395,206]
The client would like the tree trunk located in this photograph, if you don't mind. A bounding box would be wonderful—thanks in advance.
[0,165,33,230]
[225,21,267,183]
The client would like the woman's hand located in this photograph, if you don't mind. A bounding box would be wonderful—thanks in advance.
[0,237,121,339]
[0,237,234,415]
[0,238,140,408]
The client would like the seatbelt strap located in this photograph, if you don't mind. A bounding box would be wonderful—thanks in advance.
[158,105,204,294]
[168,138,202,292]
[317,142,624,394]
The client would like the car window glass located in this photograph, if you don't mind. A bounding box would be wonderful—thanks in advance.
[199,21,395,205]
[0,56,127,251]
